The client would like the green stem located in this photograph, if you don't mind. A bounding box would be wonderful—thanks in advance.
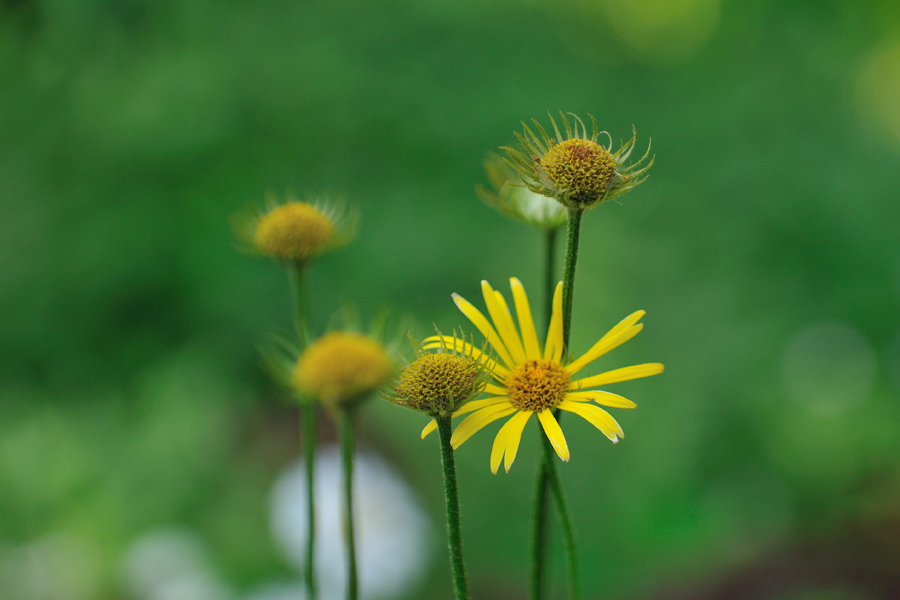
[532,212,584,600]
[339,409,359,600]
[288,262,318,600]
[541,433,582,600]
[530,227,559,600]
[288,261,311,345]
[437,416,470,600]
[543,227,558,329]
[302,402,317,600]
[529,457,550,600]
[554,208,584,599]
[561,208,584,347]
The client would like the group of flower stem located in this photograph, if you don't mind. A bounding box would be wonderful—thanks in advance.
[243,112,656,600]
[534,210,583,600]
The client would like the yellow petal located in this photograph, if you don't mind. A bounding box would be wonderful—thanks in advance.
[451,403,516,449]
[502,410,533,472]
[481,281,526,364]
[490,410,532,474]
[543,282,564,362]
[571,363,665,389]
[510,277,541,360]
[490,423,509,474]
[421,419,438,439]
[484,383,506,395]
[559,400,623,442]
[421,335,510,379]
[452,293,515,368]
[565,310,646,375]
[565,390,637,409]
[537,409,569,462]
[452,396,509,417]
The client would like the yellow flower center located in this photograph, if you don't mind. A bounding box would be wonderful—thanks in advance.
[394,353,482,415]
[293,332,393,404]
[254,202,334,260]
[505,359,570,412]
[539,139,617,203]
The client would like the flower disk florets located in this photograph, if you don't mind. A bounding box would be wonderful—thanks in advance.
[393,353,484,417]
[254,202,335,261]
[539,138,618,206]
[293,332,393,406]
[505,359,570,412]
[502,112,653,210]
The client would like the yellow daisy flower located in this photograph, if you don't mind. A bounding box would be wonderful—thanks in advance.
[421,278,663,474]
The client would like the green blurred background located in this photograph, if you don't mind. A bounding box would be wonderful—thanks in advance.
[3,0,900,598]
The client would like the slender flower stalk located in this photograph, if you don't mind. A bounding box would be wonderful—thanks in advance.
[288,263,318,600]
[532,208,584,600]
[437,415,471,600]
[530,226,558,600]
[301,401,316,599]
[338,409,359,600]
[542,432,581,600]
[561,208,584,347]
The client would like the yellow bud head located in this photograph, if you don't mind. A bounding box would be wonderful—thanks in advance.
[254,202,335,261]
[539,139,617,206]
[393,353,484,416]
[293,332,394,405]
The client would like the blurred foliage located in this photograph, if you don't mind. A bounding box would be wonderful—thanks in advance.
[2,0,900,598]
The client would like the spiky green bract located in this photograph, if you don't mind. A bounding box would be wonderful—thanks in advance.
[476,153,567,230]
[502,112,653,210]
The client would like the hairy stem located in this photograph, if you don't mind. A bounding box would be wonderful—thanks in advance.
[561,208,584,347]
[542,433,582,600]
[437,416,470,600]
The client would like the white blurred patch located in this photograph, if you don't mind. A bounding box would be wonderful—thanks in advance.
[121,528,234,600]
[0,534,102,600]
[782,321,877,414]
[270,446,432,600]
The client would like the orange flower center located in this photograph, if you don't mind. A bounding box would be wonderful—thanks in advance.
[539,138,617,202]
[505,359,570,412]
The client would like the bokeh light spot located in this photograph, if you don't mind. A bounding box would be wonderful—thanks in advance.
[604,0,721,63]
[856,40,900,147]
[782,321,877,414]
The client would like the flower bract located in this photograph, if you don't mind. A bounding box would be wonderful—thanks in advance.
[294,332,394,406]
[502,112,653,210]
[422,278,663,473]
